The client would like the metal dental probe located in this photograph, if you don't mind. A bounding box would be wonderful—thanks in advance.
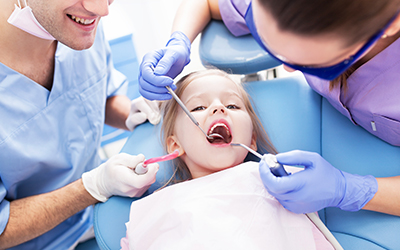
[165,85,217,141]
[230,143,289,177]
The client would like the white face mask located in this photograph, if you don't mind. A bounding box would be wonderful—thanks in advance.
[7,0,55,40]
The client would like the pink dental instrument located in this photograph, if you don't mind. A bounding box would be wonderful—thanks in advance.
[134,149,180,175]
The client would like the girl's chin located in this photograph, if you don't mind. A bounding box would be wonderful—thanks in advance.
[208,143,231,148]
[208,158,245,170]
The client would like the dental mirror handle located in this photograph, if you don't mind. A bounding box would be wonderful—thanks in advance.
[260,154,289,177]
[165,85,210,138]
[165,86,198,126]
[269,163,289,177]
[149,65,210,138]
[230,143,289,177]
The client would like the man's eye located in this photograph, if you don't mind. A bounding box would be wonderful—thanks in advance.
[191,106,206,112]
[227,104,240,109]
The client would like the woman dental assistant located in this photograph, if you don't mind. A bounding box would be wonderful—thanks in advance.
[138,0,400,216]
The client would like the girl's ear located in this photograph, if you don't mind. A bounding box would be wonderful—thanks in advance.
[250,133,257,152]
[167,135,185,156]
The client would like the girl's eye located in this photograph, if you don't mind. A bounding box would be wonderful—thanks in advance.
[226,104,240,109]
[191,106,206,112]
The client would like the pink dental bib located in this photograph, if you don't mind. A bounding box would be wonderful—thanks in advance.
[121,162,334,250]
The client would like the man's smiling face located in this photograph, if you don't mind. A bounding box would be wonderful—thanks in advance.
[29,0,113,50]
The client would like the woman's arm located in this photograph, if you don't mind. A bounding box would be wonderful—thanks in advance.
[0,179,97,249]
[363,176,400,216]
[172,0,221,42]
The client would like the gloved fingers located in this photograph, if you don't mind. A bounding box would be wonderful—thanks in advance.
[130,97,161,125]
[276,150,318,168]
[138,84,172,101]
[143,98,161,124]
[153,49,179,76]
[140,50,174,88]
[277,200,308,214]
[139,68,174,89]
[138,74,173,96]
[111,153,145,168]
[259,160,304,195]
[119,163,159,189]
[142,163,159,185]
[125,112,147,131]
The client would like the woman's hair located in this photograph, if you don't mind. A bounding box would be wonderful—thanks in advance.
[160,69,277,184]
[258,0,400,90]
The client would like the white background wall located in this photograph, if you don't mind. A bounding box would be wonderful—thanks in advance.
[103,0,205,77]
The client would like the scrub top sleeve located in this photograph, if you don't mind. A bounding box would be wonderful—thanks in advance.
[101,27,129,98]
[106,67,128,98]
[219,0,251,36]
[0,181,10,235]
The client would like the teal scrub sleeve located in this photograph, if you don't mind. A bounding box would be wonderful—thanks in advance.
[103,28,129,98]
[0,180,10,235]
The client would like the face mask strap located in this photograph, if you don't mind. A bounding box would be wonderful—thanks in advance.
[17,0,28,8]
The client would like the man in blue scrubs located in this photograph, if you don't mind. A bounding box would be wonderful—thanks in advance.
[0,0,159,249]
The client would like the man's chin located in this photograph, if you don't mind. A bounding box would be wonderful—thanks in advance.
[67,40,95,51]
[57,34,96,51]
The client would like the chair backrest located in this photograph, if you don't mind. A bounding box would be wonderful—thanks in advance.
[199,20,281,74]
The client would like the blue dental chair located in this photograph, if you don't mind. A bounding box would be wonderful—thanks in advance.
[93,21,400,249]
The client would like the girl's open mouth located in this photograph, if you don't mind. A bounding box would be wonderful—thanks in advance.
[207,120,232,144]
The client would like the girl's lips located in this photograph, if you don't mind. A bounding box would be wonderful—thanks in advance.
[207,119,231,134]
[207,119,232,144]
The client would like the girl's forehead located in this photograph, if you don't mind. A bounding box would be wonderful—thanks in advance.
[182,75,243,100]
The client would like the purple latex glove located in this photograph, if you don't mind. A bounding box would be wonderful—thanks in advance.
[139,31,191,100]
[259,150,378,214]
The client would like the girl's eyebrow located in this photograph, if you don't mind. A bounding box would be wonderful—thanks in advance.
[184,91,243,104]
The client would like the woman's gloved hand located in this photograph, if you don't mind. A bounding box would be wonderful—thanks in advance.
[259,150,378,214]
[139,31,191,100]
[82,153,159,202]
[125,96,161,131]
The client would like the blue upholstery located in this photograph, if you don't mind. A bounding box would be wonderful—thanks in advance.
[199,20,281,74]
[75,238,100,250]
[94,75,400,249]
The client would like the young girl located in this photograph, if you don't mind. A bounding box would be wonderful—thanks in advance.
[121,70,336,250]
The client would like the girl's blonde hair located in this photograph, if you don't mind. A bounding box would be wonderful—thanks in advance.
[160,69,277,184]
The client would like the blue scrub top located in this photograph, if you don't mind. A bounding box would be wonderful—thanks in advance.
[0,23,128,249]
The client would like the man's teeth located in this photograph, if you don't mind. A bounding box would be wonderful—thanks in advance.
[70,15,95,25]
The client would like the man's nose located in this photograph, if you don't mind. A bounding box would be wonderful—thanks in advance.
[82,0,110,17]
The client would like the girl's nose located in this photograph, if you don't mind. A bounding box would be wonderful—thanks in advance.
[82,0,110,17]
[212,104,226,114]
